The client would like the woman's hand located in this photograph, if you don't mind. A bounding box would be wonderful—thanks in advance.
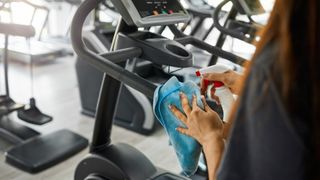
[169,92,224,146]
[169,92,225,180]
[201,70,242,98]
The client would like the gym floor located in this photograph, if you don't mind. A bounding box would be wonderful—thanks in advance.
[0,56,180,180]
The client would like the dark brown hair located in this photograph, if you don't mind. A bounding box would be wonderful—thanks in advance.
[250,0,320,178]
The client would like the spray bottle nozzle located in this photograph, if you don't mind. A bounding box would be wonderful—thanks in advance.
[202,79,224,89]
[213,81,224,88]
[195,70,201,77]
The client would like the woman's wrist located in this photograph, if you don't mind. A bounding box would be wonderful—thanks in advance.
[202,136,224,153]
[202,136,225,180]
[222,121,231,139]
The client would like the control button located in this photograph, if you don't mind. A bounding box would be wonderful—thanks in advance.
[162,10,167,14]
[168,10,174,14]
[153,11,159,15]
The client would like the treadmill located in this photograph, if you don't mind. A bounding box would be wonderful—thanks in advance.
[71,0,246,179]
[0,0,71,63]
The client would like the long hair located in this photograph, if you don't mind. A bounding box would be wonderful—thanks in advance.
[246,0,320,178]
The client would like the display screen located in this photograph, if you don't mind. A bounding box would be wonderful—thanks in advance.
[132,0,186,18]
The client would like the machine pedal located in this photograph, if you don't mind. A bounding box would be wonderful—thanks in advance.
[17,98,52,125]
[0,96,24,116]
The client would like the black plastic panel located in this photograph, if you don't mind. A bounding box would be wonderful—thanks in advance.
[5,129,88,173]
[0,117,40,144]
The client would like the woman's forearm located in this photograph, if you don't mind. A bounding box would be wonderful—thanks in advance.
[202,138,225,180]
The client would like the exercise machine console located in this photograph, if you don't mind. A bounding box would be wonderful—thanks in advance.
[112,0,189,27]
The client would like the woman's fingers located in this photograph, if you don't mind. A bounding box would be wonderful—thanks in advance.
[201,95,211,112]
[169,105,187,124]
[200,79,208,95]
[180,92,191,115]
[176,127,190,137]
[203,72,227,83]
[192,94,197,108]
[210,88,221,105]
[203,71,242,95]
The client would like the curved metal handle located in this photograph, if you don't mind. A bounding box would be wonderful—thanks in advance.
[71,0,157,98]
[0,22,35,37]
[213,0,257,43]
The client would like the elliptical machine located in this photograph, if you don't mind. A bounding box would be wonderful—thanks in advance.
[71,0,246,179]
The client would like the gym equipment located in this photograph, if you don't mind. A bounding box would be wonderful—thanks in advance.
[166,0,226,71]
[0,22,88,174]
[208,0,265,65]
[6,129,87,173]
[75,1,161,135]
[75,0,223,135]
[76,0,117,117]
[0,1,53,125]
[43,0,82,41]
[17,98,52,125]
[0,0,71,63]
[0,23,32,117]
[213,0,264,44]
[231,0,265,15]
[181,0,225,41]
[181,0,235,70]
[157,0,261,66]
[76,27,115,117]
[17,38,52,125]
[0,0,51,125]
[0,0,63,124]
[71,0,246,179]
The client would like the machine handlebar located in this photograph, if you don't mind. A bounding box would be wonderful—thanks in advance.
[71,0,157,98]
[0,22,35,37]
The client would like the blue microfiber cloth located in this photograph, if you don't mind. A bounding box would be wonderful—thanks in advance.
[153,76,203,176]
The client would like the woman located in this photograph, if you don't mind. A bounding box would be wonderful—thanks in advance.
[169,0,320,179]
